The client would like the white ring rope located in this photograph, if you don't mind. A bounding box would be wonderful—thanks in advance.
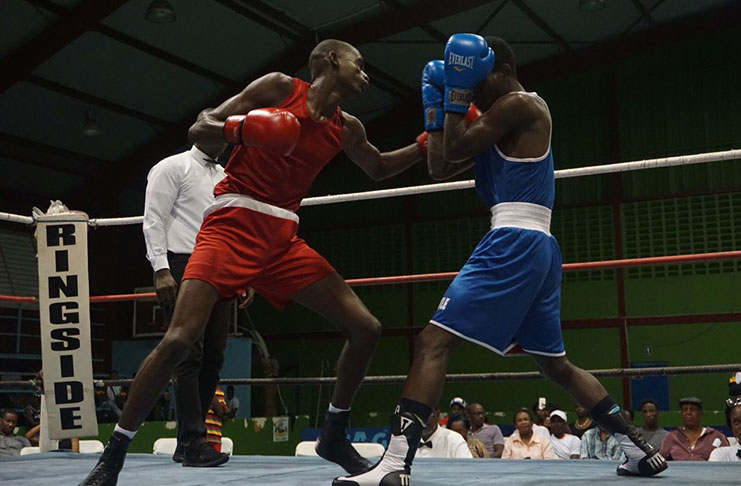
[1,148,739,227]
[0,212,34,225]
[88,216,144,227]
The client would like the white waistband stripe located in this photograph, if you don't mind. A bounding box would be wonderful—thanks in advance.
[490,202,551,235]
[205,194,299,223]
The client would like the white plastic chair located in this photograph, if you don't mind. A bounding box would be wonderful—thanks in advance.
[152,437,178,455]
[352,442,385,458]
[20,446,40,456]
[295,440,384,458]
[295,440,318,456]
[79,440,105,454]
[221,437,233,455]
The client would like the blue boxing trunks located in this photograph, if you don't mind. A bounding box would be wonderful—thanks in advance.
[430,203,565,357]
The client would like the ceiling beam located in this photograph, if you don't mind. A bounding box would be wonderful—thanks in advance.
[25,75,170,127]
[520,1,741,83]
[214,0,415,99]
[325,0,498,44]
[0,148,97,177]
[0,0,130,94]
[622,0,666,35]
[92,25,238,89]
[629,0,657,26]
[381,0,448,43]
[0,132,110,167]
[24,0,238,89]
[474,0,510,35]
[510,0,570,51]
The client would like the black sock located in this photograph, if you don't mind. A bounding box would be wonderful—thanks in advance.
[589,395,629,435]
[398,398,432,423]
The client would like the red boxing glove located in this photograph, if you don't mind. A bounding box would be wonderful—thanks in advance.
[465,103,481,124]
[416,131,429,155]
[223,108,301,156]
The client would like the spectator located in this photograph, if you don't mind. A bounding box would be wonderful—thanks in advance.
[0,409,31,457]
[440,396,467,426]
[23,395,40,428]
[466,402,504,458]
[226,386,240,419]
[447,414,489,458]
[570,403,596,439]
[709,397,741,461]
[99,371,123,419]
[24,423,80,452]
[548,410,581,459]
[638,399,668,451]
[729,371,741,398]
[533,400,549,426]
[580,425,625,461]
[660,396,729,461]
[205,387,228,453]
[502,408,556,460]
[417,408,472,458]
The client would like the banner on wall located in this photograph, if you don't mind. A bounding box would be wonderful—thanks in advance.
[35,211,98,439]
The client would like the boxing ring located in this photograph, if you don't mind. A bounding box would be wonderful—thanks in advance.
[1,149,741,484]
[1,453,739,485]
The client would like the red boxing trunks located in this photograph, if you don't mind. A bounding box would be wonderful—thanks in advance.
[183,194,335,308]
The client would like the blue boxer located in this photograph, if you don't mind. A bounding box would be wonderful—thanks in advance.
[430,117,565,357]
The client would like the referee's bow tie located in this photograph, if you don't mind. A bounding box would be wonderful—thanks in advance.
[419,440,433,449]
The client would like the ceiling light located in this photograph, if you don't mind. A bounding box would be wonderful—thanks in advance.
[82,110,101,137]
[145,0,176,24]
[579,0,606,12]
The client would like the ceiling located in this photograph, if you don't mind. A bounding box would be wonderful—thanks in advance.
[0,0,737,215]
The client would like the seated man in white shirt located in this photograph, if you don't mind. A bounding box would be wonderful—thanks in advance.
[548,410,581,459]
[417,408,472,459]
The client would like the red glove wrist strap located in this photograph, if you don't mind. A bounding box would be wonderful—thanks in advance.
[223,115,246,144]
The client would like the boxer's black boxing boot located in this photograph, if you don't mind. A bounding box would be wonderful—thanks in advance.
[316,410,372,474]
[332,409,424,486]
[589,396,667,477]
[78,431,130,486]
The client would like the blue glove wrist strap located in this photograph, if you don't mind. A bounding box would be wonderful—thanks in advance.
[444,87,473,114]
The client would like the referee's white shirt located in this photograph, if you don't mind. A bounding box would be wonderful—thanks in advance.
[143,146,226,272]
[417,426,473,459]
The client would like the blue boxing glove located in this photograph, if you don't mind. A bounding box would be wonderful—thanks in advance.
[444,33,495,114]
[421,60,445,131]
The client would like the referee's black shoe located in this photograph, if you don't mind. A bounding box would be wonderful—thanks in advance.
[182,441,229,467]
[172,443,184,463]
[78,431,130,486]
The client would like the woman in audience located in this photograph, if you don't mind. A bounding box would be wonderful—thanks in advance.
[709,397,741,461]
[502,408,556,460]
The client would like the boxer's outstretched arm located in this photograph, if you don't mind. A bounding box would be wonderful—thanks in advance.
[341,112,423,181]
[188,72,294,145]
[444,92,535,162]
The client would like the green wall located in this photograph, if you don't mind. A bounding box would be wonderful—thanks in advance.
[244,26,741,425]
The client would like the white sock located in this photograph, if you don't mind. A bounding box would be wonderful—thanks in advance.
[328,403,351,414]
[114,424,137,440]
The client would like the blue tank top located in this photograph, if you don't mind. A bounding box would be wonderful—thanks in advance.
[473,93,555,210]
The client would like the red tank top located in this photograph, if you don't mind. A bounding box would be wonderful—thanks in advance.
[214,78,344,212]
